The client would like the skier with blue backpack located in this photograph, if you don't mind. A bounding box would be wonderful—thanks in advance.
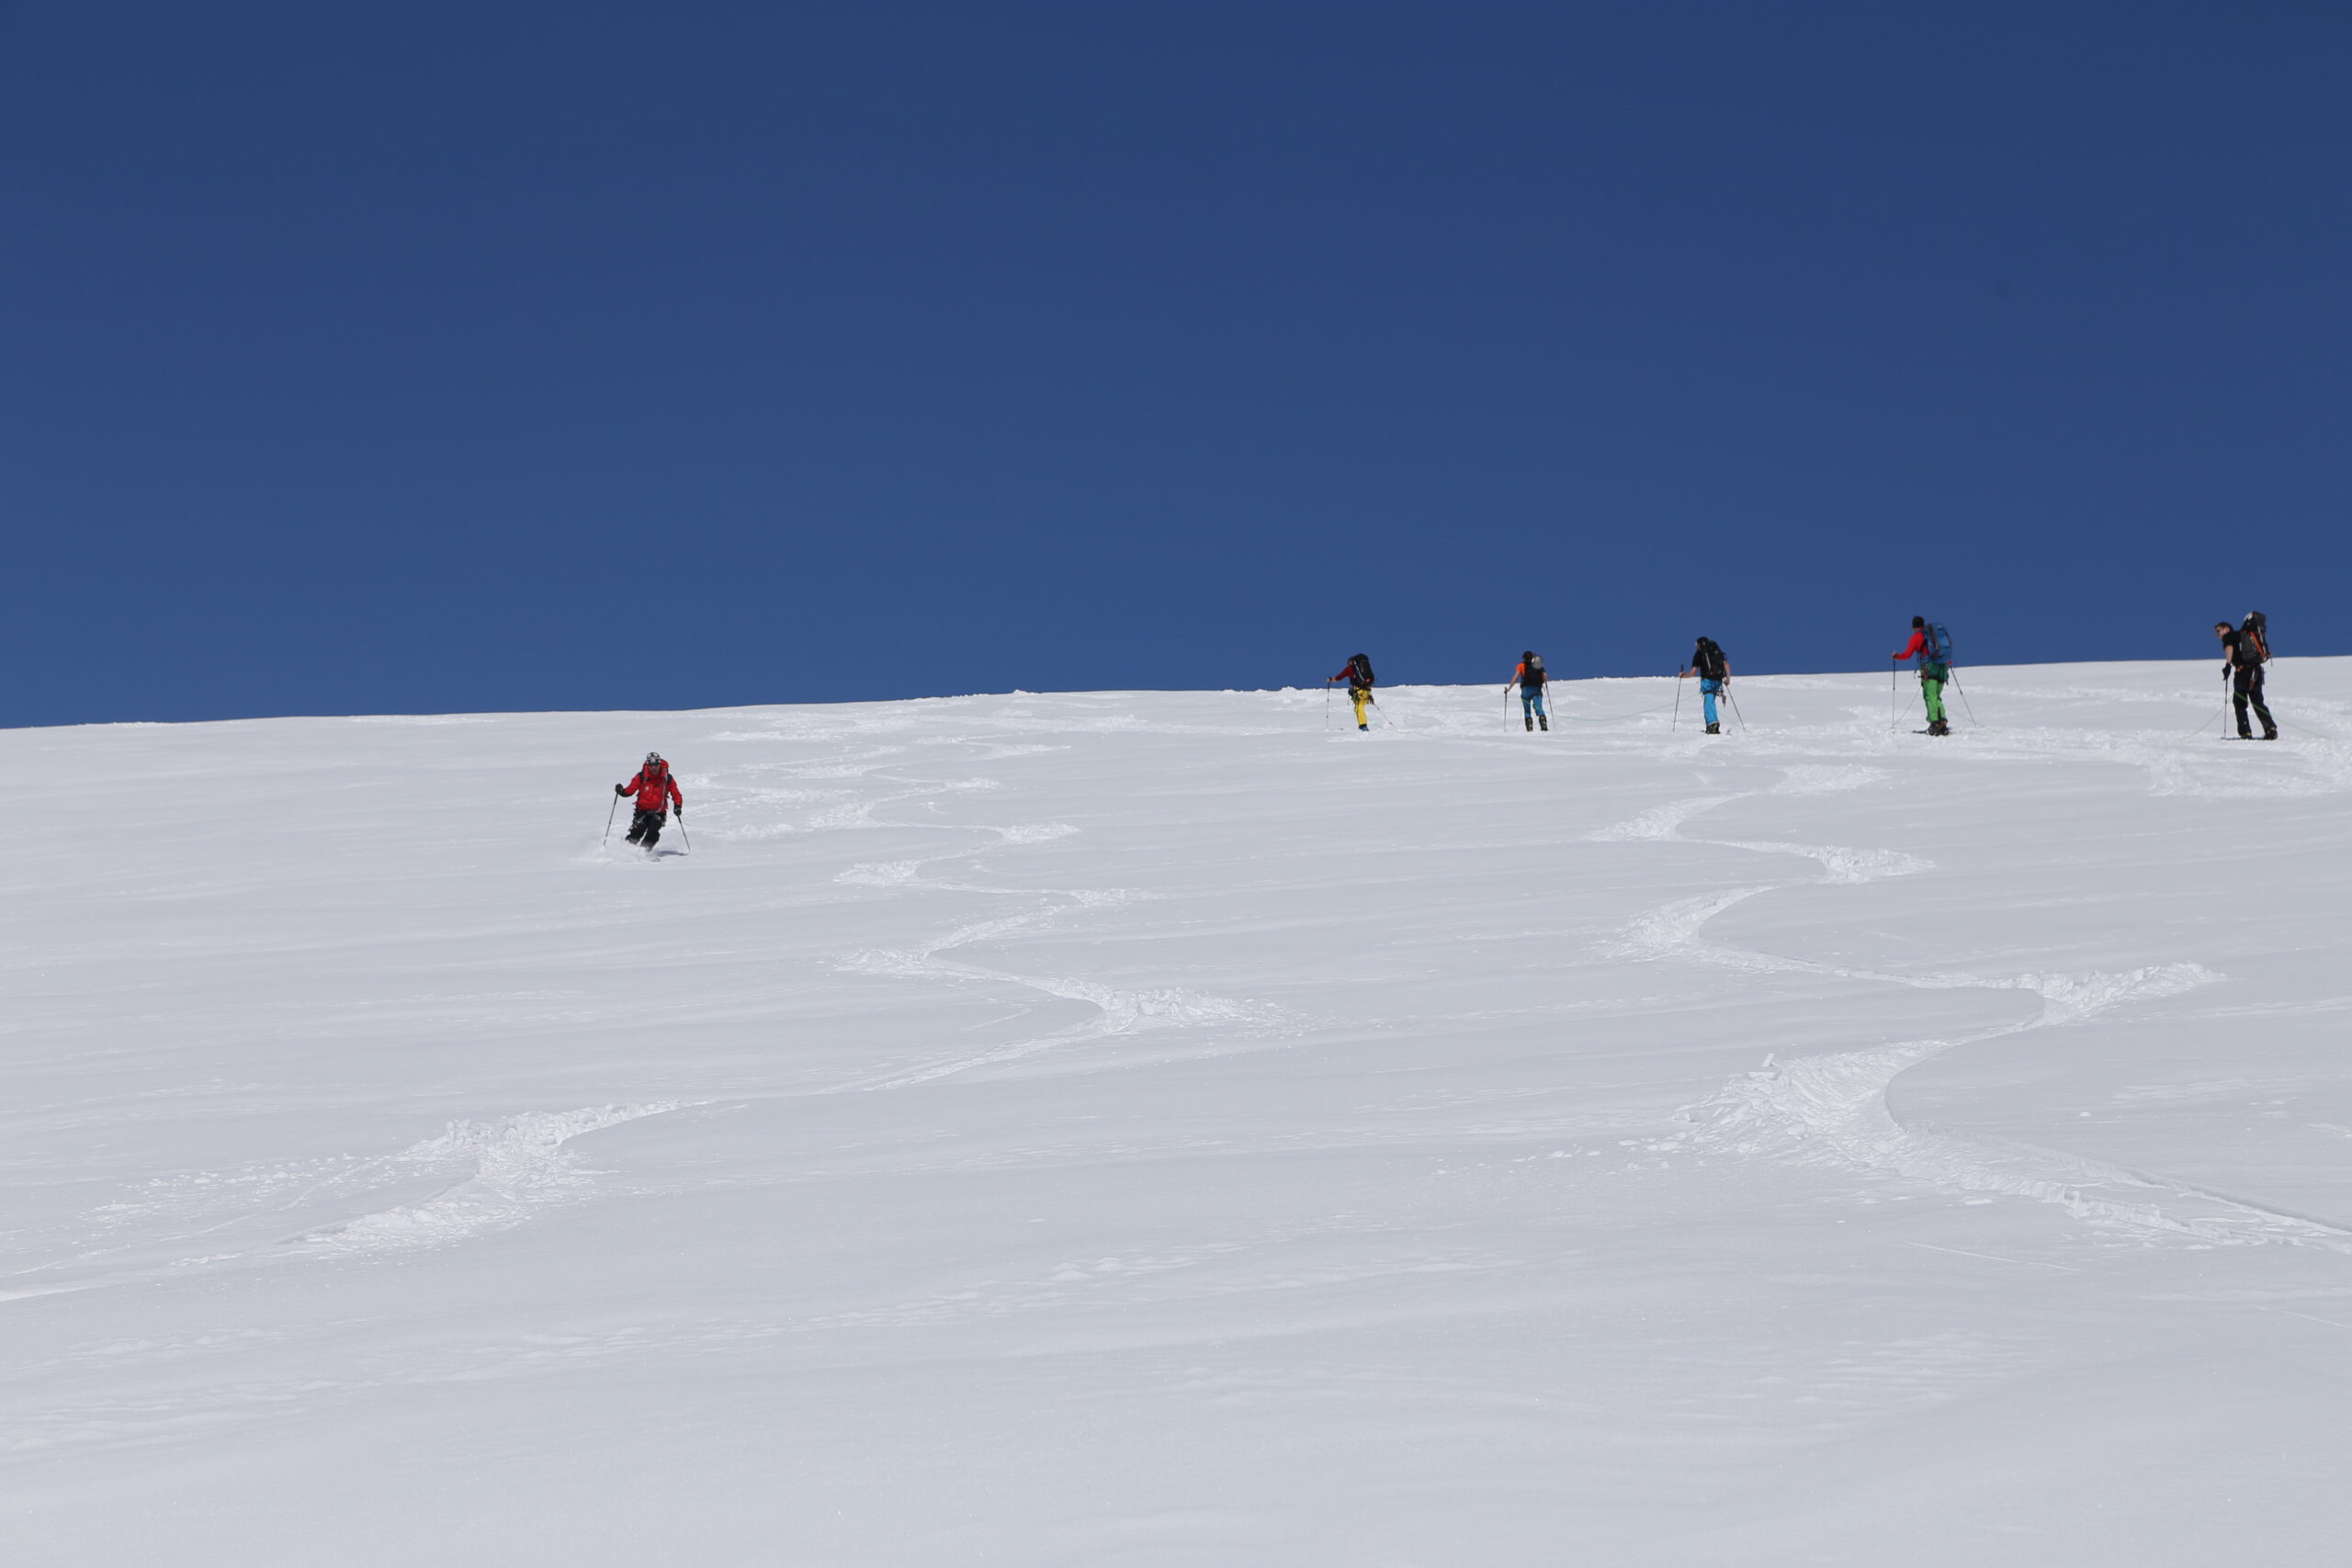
[1893,617,1954,736]
[1679,637,1730,734]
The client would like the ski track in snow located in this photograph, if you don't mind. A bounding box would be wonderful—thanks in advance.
[825,828,1302,1090]
[2,1105,692,1303]
[290,1104,686,1258]
[1592,769,2352,1252]
[671,734,1310,1089]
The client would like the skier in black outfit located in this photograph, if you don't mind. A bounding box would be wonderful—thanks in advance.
[2216,615,2277,739]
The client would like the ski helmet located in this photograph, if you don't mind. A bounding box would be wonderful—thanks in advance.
[646,751,662,764]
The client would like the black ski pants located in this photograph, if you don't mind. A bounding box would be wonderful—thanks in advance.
[625,807,668,847]
[2232,668,2276,739]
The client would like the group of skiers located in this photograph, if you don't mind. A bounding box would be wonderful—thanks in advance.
[1324,613,2280,740]
[1326,634,1747,737]
[1329,641,1738,736]
[1326,630,1756,738]
[608,617,2279,856]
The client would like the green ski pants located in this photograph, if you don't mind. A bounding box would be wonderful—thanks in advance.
[1920,676,1947,725]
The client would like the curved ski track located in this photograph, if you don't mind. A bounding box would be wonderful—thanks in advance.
[821,793,1303,1092]
[1591,767,2352,1253]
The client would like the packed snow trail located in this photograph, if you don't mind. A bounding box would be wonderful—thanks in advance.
[5,661,2352,1566]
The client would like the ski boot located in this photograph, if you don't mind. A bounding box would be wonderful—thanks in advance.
[1525,716,1534,731]
[1705,721,1720,734]
[1928,719,1951,737]
[1538,716,1548,731]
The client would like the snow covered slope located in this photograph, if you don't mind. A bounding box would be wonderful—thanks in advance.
[6,661,2350,1566]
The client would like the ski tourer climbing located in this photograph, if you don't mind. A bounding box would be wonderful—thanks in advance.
[616,751,684,848]
[1509,651,1549,731]
[1893,617,1952,736]
[2217,614,2277,739]
[1679,637,1730,734]
[1330,653,1376,731]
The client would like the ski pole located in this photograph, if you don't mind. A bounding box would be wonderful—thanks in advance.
[1949,670,1981,728]
[672,808,690,853]
[1725,685,1748,731]
[1671,670,1683,731]
[1890,659,1898,728]
[603,792,620,845]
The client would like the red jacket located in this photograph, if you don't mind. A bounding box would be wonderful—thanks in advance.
[1892,629,1927,662]
[621,764,683,812]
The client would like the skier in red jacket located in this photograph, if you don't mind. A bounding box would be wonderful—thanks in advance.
[616,752,683,849]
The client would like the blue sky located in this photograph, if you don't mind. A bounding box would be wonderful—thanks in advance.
[6,2,2346,724]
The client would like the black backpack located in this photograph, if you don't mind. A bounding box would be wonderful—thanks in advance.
[1350,654,1375,686]
[1692,637,1726,681]
[2242,612,2270,664]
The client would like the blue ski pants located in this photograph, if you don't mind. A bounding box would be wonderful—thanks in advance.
[1521,686,1547,719]
[1700,678,1722,727]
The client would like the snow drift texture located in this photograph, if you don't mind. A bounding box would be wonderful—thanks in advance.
[5,661,2350,1565]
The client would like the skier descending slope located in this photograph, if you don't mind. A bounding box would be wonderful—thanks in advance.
[2216,613,2278,739]
[1892,616,1954,736]
[616,752,684,850]
[1329,653,1377,731]
[1509,651,1549,731]
[1679,637,1730,734]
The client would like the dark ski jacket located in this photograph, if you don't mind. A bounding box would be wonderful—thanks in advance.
[621,763,683,813]
[1513,660,1547,689]
[1332,657,1375,691]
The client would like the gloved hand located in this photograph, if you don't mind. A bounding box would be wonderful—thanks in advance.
[615,784,628,796]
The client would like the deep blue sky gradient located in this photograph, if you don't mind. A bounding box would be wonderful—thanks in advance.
[6,2,2346,723]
